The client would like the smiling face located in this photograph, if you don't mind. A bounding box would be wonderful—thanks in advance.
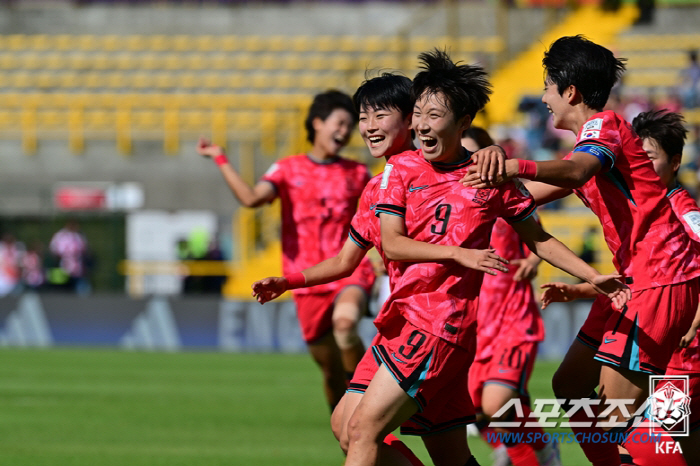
[541,77,571,131]
[412,91,469,163]
[358,105,413,159]
[312,108,355,157]
[643,137,680,189]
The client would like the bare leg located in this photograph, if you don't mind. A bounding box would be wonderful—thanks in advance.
[333,286,368,375]
[307,332,347,411]
[422,426,472,466]
[552,339,601,399]
[345,365,419,466]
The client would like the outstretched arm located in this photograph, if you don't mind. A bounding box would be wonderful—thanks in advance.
[251,238,367,304]
[463,151,603,190]
[379,213,509,276]
[539,281,597,309]
[511,216,630,309]
[198,138,276,208]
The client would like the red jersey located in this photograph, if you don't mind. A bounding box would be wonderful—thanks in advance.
[476,218,545,361]
[666,185,700,373]
[349,173,403,289]
[668,184,700,243]
[375,149,537,347]
[569,111,700,291]
[261,154,374,295]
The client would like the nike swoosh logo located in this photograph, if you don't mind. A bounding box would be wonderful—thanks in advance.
[369,203,377,210]
[498,368,511,373]
[604,337,617,344]
[391,352,407,364]
[408,184,429,192]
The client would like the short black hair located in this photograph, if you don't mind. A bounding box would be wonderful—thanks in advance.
[304,90,358,144]
[411,48,492,121]
[543,35,626,110]
[461,126,494,150]
[632,110,687,167]
[353,73,413,118]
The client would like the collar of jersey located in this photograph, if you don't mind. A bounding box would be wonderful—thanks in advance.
[306,153,340,165]
[667,181,683,198]
[429,150,473,172]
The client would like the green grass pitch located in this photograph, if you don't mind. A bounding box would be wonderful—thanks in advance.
[0,348,590,466]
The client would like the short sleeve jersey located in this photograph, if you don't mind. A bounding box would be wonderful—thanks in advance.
[666,185,700,373]
[349,173,403,289]
[374,149,537,347]
[569,111,700,291]
[476,217,545,361]
[261,154,374,294]
[668,184,700,242]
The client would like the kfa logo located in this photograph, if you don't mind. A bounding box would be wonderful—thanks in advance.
[471,189,490,206]
[648,375,691,437]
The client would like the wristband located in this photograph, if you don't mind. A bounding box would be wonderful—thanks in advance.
[214,152,229,166]
[517,159,537,179]
[284,272,306,289]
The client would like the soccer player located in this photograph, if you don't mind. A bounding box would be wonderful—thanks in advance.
[462,127,559,466]
[198,90,375,412]
[252,73,508,466]
[463,36,700,466]
[343,49,630,466]
[540,109,698,466]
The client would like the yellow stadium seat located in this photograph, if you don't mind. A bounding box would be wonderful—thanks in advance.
[44,53,67,70]
[259,53,280,71]
[83,72,105,89]
[124,36,148,51]
[218,36,240,52]
[243,36,265,52]
[21,52,43,70]
[0,53,17,70]
[105,73,128,89]
[316,36,339,53]
[58,72,80,89]
[233,53,256,71]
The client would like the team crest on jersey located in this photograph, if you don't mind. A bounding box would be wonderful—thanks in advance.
[380,164,393,189]
[584,118,604,131]
[472,189,490,206]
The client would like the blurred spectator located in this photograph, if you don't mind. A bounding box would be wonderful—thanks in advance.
[20,241,45,291]
[49,219,91,295]
[0,233,23,296]
[579,227,598,265]
[679,50,700,109]
[202,239,226,294]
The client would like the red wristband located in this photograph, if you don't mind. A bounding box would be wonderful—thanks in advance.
[517,159,537,179]
[284,272,306,290]
[214,153,228,166]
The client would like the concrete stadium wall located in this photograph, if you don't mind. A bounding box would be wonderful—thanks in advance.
[0,292,593,359]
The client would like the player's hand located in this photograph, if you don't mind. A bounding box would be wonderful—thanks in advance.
[454,248,509,276]
[461,158,518,189]
[197,137,225,159]
[511,257,539,282]
[539,282,579,309]
[251,276,289,304]
[589,274,631,310]
[680,325,699,348]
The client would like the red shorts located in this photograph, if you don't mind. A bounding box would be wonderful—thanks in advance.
[293,276,373,344]
[468,341,538,411]
[349,319,476,436]
[578,278,699,375]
